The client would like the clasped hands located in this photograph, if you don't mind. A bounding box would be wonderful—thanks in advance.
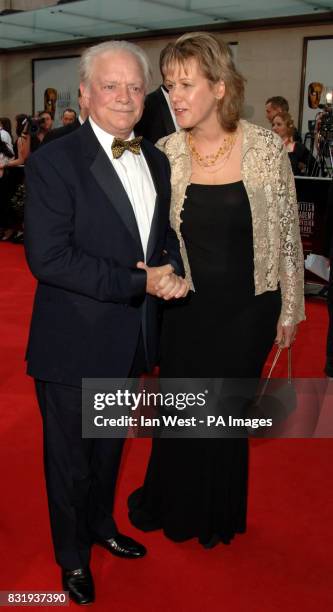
[137,262,189,300]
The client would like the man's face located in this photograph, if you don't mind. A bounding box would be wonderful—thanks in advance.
[81,51,146,138]
[62,111,76,126]
[265,102,281,124]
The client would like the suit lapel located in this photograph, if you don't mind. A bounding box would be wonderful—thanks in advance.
[80,123,143,257]
[79,122,166,263]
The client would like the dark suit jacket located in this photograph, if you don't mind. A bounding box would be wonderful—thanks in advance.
[42,118,81,145]
[24,120,183,386]
[135,87,176,143]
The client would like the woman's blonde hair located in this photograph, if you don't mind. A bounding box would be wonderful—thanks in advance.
[161,32,245,132]
[273,111,295,139]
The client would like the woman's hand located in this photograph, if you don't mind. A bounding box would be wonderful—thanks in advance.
[275,320,298,348]
[155,273,189,300]
[136,261,189,300]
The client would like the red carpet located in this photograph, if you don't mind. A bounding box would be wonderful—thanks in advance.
[1,242,333,611]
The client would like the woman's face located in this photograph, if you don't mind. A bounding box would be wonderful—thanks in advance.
[272,115,288,139]
[164,57,225,131]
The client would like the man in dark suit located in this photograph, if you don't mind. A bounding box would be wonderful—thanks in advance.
[135,43,178,143]
[24,40,187,605]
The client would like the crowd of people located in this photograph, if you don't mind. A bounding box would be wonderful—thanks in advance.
[0,64,318,247]
[0,106,81,242]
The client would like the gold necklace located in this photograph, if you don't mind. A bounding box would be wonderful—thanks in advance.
[192,146,235,175]
[188,131,237,167]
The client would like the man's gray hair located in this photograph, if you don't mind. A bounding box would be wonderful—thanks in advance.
[80,40,151,90]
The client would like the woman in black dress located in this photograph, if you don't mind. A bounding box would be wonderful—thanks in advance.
[129,33,305,547]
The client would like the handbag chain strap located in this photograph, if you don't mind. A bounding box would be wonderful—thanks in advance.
[266,346,292,382]
[259,347,292,398]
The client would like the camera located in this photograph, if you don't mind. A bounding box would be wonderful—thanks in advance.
[314,105,333,177]
[22,115,46,136]
[317,108,333,143]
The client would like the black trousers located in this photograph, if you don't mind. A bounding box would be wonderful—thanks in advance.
[35,333,147,570]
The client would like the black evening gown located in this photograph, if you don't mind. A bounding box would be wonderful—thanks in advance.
[128,181,281,547]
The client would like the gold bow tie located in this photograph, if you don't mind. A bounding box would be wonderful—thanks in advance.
[111,136,142,159]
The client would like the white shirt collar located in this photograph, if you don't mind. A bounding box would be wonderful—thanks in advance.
[89,116,134,147]
[88,117,155,261]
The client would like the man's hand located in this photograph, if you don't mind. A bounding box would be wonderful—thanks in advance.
[137,261,189,299]
[275,321,298,348]
[137,261,174,296]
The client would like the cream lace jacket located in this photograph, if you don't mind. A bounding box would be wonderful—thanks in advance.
[157,120,305,326]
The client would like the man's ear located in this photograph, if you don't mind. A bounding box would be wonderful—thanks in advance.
[80,83,90,108]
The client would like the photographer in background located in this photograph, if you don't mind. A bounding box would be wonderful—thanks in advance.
[30,110,53,150]
[0,114,31,242]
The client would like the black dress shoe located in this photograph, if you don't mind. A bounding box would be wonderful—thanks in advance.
[95,533,147,559]
[62,567,95,605]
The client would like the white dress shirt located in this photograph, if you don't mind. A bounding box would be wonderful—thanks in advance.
[89,117,156,260]
[0,128,14,155]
